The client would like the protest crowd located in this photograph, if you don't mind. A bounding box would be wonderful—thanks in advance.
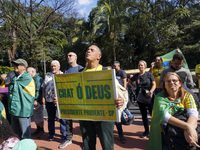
[0,45,200,150]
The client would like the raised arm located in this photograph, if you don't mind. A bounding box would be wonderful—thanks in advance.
[149,62,155,73]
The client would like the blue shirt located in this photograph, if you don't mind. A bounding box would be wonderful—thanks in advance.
[64,65,84,74]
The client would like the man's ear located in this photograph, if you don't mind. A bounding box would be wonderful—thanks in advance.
[97,54,101,60]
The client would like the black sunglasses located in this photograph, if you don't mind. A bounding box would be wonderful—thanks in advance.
[14,63,24,67]
[67,55,75,57]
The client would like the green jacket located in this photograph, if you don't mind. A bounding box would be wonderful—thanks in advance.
[33,73,43,104]
[8,71,35,117]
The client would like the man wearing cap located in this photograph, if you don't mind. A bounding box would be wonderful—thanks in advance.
[8,58,35,139]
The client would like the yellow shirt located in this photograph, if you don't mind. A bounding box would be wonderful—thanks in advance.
[168,92,197,115]
[152,66,166,88]
[83,65,103,72]
[1,81,5,88]
[195,64,200,88]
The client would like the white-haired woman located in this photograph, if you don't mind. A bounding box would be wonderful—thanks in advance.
[42,60,63,141]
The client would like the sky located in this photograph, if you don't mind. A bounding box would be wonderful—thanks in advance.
[75,0,98,19]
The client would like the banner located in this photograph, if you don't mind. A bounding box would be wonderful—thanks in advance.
[54,70,119,121]
[161,48,189,69]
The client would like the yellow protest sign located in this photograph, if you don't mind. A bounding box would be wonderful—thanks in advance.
[54,70,118,121]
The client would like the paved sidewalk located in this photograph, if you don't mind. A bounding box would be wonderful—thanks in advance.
[32,117,149,150]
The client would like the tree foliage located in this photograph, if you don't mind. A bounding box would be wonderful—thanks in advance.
[0,0,200,73]
[0,0,75,68]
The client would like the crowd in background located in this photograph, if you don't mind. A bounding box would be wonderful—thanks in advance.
[0,45,200,150]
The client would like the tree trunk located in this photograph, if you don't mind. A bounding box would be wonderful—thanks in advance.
[6,29,17,67]
[6,48,13,67]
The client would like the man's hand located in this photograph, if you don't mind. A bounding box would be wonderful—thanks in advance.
[53,97,58,106]
[34,100,38,107]
[42,98,46,105]
[176,48,181,53]
[151,62,155,69]
[115,95,124,109]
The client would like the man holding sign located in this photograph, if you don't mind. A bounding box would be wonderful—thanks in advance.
[79,45,125,150]
[54,45,126,150]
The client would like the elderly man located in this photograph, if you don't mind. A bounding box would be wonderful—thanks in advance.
[79,45,125,150]
[42,60,63,141]
[27,67,44,138]
[58,52,84,149]
[8,59,35,139]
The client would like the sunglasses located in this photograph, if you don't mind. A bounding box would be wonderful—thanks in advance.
[14,63,24,67]
[67,55,75,57]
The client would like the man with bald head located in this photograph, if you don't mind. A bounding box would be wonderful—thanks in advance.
[58,52,84,149]
[79,45,125,150]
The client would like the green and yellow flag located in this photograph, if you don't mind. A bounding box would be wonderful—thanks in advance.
[161,48,189,69]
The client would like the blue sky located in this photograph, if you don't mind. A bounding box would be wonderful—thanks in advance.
[75,0,98,18]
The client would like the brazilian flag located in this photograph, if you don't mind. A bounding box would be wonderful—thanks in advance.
[160,48,189,69]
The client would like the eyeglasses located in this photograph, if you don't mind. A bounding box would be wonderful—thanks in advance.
[165,79,179,84]
[67,55,75,57]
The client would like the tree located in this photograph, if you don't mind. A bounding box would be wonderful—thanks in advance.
[0,0,76,67]
[0,1,19,66]
[92,0,127,61]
